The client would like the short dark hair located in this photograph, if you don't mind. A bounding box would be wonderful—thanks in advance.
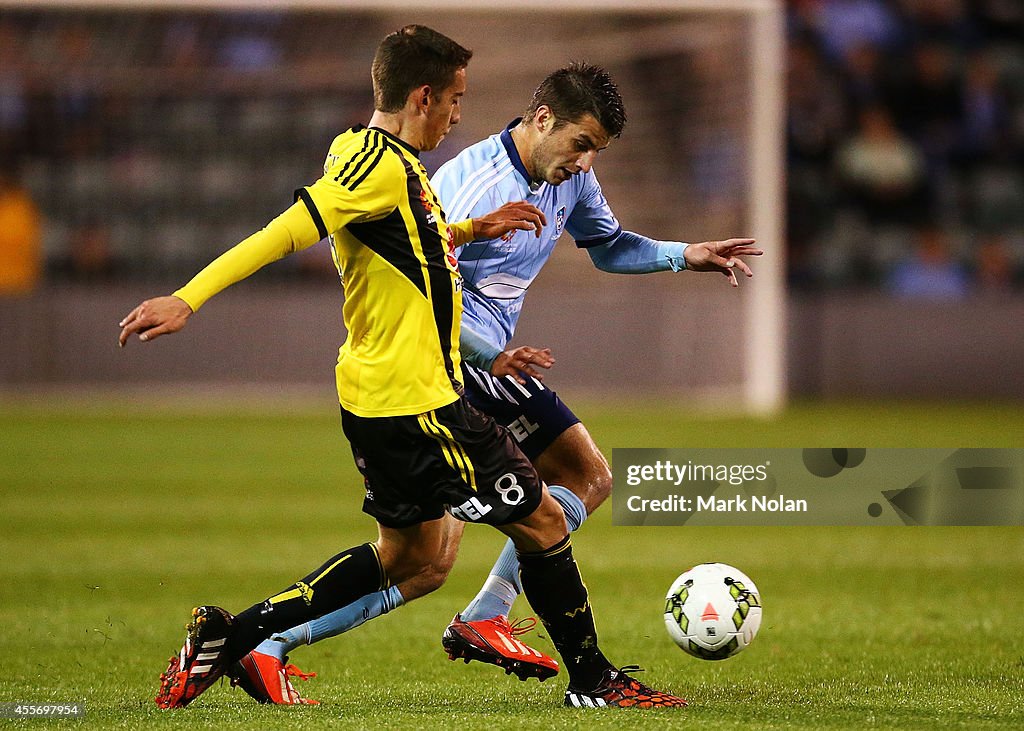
[372,25,473,113]
[523,62,626,138]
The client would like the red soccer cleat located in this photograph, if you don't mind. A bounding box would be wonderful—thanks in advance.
[564,665,687,708]
[442,614,559,681]
[230,650,320,705]
[155,606,237,709]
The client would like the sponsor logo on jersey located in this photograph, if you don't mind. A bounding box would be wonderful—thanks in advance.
[506,415,540,442]
[450,496,493,522]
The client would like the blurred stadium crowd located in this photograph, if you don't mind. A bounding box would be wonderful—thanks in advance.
[0,11,382,291]
[787,0,1024,293]
[1,1,1023,297]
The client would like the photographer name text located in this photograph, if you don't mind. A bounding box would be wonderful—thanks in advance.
[626,494,808,513]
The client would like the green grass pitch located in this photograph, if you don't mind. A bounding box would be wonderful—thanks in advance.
[1,398,1022,729]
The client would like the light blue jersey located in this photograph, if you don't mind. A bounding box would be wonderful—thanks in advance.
[432,120,688,368]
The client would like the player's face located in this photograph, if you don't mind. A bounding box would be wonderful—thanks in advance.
[529,112,611,185]
[422,67,466,152]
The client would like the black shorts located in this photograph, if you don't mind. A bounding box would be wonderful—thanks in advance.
[462,363,581,461]
[341,397,543,529]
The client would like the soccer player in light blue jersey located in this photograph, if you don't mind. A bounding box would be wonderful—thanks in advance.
[234,63,761,703]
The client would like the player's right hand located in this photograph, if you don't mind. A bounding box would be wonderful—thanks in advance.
[491,346,555,384]
[118,295,193,347]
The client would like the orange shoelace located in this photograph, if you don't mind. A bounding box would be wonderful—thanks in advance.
[283,663,316,681]
[503,616,540,637]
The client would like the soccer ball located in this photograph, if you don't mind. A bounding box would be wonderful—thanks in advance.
[663,563,762,660]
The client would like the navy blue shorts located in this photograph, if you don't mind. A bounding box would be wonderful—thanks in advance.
[461,363,581,461]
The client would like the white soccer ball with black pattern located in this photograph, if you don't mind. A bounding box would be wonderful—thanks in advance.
[663,562,762,660]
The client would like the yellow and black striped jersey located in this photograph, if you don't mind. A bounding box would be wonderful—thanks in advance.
[301,125,472,417]
[174,125,475,418]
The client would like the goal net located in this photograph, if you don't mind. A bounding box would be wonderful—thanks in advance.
[2,0,785,414]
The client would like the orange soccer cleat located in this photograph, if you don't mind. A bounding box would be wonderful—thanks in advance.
[230,650,320,705]
[442,614,559,681]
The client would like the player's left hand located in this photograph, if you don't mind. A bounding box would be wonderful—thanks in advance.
[684,238,762,287]
[491,345,555,384]
[472,201,547,241]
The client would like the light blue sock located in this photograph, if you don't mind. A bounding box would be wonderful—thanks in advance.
[547,484,588,532]
[254,585,405,660]
[462,485,587,622]
[254,623,310,661]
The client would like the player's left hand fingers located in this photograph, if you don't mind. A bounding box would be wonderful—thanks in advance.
[502,202,546,237]
[716,238,756,250]
[515,208,545,237]
[730,257,754,278]
[518,347,554,369]
[517,365,543,382]
[496,363,532,385]
[508,219,542,237]
[722,246,763,258]
[508,202,546,225]
[702,252,734,271]
[511,350,553,380]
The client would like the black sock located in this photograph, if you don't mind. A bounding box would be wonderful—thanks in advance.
[228,542,387,660]
[517,535,611,691]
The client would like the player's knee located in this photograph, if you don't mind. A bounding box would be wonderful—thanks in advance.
[400,558,451,602]
[378,544,437,585]
[421,559,450,593]
[546,461,612,515]
[585,462,613,513]
[381,556,424,585]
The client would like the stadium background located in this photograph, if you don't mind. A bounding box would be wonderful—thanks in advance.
[2,1,1022,400]
[1,2,1023,728]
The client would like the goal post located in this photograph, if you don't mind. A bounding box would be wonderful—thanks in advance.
[3,0,786,415]
[746,3,787,416]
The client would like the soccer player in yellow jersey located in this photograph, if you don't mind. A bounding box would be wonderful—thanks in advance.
[119,25,685,710]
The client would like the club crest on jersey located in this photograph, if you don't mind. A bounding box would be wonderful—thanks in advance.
[554,206,566,237]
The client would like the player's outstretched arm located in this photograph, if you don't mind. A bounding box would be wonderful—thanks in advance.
[117,202,323,348]
[118,295,193,347]
[491,345,555,385]
[683,238,763,287]
[471,201,547,242]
